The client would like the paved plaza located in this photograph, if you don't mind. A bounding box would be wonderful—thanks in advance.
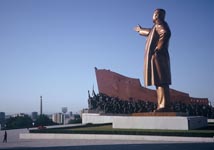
[0,129,214,150]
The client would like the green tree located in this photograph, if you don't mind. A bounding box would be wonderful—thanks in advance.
[68,114,82,124]
[6,115,33,129]
[34,114,57,126]
[68,118,82,124]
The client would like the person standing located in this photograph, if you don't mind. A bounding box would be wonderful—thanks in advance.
[3,130,7,143]
[134,9,172,112]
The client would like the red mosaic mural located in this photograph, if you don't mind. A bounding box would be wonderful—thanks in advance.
[95,68,208,105]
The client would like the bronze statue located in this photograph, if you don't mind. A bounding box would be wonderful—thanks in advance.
[134,9,171,112]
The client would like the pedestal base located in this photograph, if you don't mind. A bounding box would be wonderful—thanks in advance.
[113,116,207,130]
[82,113,207,130]
[132,112,187,116]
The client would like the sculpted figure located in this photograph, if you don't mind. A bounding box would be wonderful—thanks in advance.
[134,9,172,112]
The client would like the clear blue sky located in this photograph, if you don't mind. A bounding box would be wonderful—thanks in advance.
[0,0,213,115]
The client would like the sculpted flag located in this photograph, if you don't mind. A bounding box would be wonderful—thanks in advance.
[94,68,208,105]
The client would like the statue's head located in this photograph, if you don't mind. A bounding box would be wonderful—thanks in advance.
[153,9,166,24]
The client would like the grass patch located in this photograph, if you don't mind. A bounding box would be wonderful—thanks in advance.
[30,123,214,137]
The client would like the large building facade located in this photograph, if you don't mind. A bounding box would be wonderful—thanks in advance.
[95,68,209,105]
[52,113,64,124]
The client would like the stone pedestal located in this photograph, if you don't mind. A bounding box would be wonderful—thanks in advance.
[113,116,207,130]
[82,113,207,130]
[132,112,187,116]
[82,113,114,124]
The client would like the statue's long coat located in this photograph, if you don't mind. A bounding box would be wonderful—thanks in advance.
[140,21,171,87]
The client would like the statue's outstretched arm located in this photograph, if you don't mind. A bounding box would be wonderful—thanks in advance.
[134,25,151,36]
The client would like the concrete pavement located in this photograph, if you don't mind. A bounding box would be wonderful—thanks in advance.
[0,128,214,150]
